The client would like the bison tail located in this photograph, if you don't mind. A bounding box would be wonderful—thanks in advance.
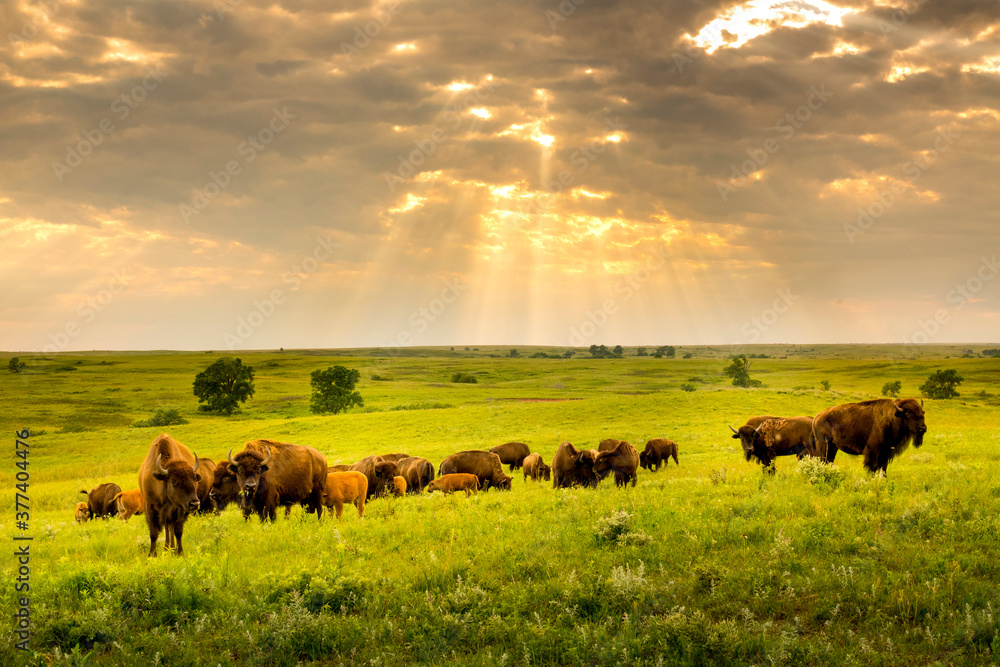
[80,489,89,495]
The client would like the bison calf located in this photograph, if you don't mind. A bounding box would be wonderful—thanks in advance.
[639,439,679,471]
[322,472,368,521]
[74,502,90,523]
[392,476,407,497]
[427,473,479,497]
[113,489,144,521]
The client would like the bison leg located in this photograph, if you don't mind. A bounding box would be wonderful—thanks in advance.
[792,444,806,460]
[334,500,344,521]
[173,520,186,556]
[356,497,365,518]
[147,516,160,557]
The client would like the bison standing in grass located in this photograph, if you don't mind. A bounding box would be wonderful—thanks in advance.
[80,482,121,519]
[427,473,479,497]
[552,442,600,489]
[138,434,202,557]
[522,453,551,482]
[322,471,368,521]
[113,489,144,521]
[594,440,639,487]
[813,398,927,475]
[228,439,328,522]
[439,451,512,491]
[489,442,531,471]
[350,455,399,499]
[74,502,90,523]
[395,456,435,494]
[730,415,814,472]
[639,439,679,471]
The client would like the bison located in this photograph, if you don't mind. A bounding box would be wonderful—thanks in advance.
[730,415,813,472]
[80,482,121,519]
[427,473,479,497]
[439,450,512,491]
[228,439,328,522]
[395,456,435,494]
[392,476,407,497]
[138,434,202,556]
[196,457,216,514]
[639,439,679,471]
[209,459,242,513]
[113,489,144,522]
[322,471,368,521]
[522,453,551,482]
[350,455,399,499]
[489,442,531,471]
[328,463,353,472]
[74,502,90,523]
[377,452,411,463]
[812,398,927,475]
[551,442,600,489]
[594,440,639,487]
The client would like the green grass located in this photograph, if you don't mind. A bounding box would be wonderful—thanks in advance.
[1,346,999,665]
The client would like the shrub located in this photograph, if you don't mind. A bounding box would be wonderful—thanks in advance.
[680,383,696,392]
[796,456,843,489]
[370,373,391,381]
[132,409,189,428]
[451,372,478,383]
[920,369,963,399]
[8,357,26,373]
[820,380,832,391]
[882,380,902,397]
[594,510,652,547]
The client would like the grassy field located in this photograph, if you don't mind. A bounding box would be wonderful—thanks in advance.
[1,345,999,665]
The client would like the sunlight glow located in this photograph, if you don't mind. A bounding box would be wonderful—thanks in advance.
[688,0,855,53]
[469,107,491,119]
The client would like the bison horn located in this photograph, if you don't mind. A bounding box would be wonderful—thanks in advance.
[261,446,271,467]
[155,454,168,476]
[228,448,236,466]
[729,425,738,434]
[192,454,200,473]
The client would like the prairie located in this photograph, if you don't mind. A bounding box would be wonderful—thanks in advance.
[1,346,998,665]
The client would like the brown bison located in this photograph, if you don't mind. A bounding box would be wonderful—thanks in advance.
[195,457,216,514]
[551,442,600,489]
[730,415,813,471]
[522,453,551,482]
[395,456,435,494]
[113,489,144,521]
[813,398,927,475]
[639,439,679,471]
[329,463,352,472]
[209,460,242,513]
[228,439,328,522]
[74,502,90,523]
[80,482,122,519]
[322,471,367,520]
[439,451,512,491]
[350,455,399,499]
[427,473,479,497]
[377,452,411,463]
[489,442,531,471]
[594,440,640,487]
[138,434,202,556]
[392,476,407,496]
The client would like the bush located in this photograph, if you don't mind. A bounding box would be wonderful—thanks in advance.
[882,380,902,397]
[508,348,520,358]
[723,355,761,388]
[820,379,832,391]
[370,373,391,381]
[132,409,189,428]
[920,369,964,399]
[451,372,478,384]
[680,383,696,392]
[8,357,26,373]
[594,510,652,547]
[796,456,843,489]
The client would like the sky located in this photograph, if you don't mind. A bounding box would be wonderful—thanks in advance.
[1,0,998,352]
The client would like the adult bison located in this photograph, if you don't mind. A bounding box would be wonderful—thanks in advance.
[228,439,328,522]
[812,398,927,475]
[196,457,216,514]
[138,434,202,556]
[489,442,531,471]
[80,482,121,519]
[395,456,435,494]
[639,439,679,471]
[377,452,411,463]
[350,455,399,499]
[209,460,241,513]
[551,442,600,489]
[439,450,512,491]
[594,440,639,487]
[522,453,551,482]
[113,489,144,521]
[730,415,813,472]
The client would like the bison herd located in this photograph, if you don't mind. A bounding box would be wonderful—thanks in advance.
[75,397,926,557]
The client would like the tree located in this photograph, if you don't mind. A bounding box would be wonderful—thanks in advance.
[612,345,624,358]
[7,357,26,373]
[919,369,963,400]
[508,348,520,358]
[636,347,648,357]
[656,345,676,358]
[193,357,255,415]
[562,350,575,358]
[723,354,761,388]
[310,366,364,414]
[820,380,832,391]
[881,380,902,397]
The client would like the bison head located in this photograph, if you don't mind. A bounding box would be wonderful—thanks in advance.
[539,463,552,481]
[228,447,271,501]
[894,398,927,447]
[153,453,202,515]
[374,460,398,481]
[730,424,761,462]
[638,451,651,470]
[209,460,240,509]
[494,473,512,490]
